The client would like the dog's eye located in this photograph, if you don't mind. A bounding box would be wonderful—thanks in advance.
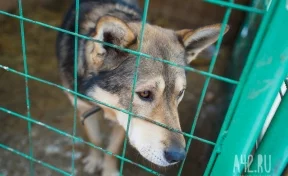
[178,89,185,98]
[136,91,153,101]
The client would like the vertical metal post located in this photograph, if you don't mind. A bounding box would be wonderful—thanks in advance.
[249,92,288,175]
[209,0,288,175]
[17,0,34,175]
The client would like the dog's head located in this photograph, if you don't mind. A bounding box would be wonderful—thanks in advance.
[83,16,229,166]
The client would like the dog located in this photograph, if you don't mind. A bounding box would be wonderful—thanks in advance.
[56,0,228,175]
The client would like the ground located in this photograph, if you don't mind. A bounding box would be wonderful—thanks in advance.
[0,0,238,175]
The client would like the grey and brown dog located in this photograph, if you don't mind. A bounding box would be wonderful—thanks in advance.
[56,0,228,175]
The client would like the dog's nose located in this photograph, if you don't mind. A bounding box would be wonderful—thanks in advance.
[164,146,186,163]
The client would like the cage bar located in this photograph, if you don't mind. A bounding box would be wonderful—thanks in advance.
[249,92,288,175]
[0,0,286,175]
[209,0,288,175]
[70,0,80,174]
[177,0,232,174]
[0,144,71,176]
[204,0,272,174]
[204,0,265,14]
[0,10,238,85]
[0,108,161,175]
[17,0,34,175]
[0,64,215,146]
[119,0,150,173]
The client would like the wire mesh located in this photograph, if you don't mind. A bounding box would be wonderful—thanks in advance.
[177,0,232,174]
[0,0,268,175]
[119,0,150,173]
[71,0,80,174]
[17,0,34,175]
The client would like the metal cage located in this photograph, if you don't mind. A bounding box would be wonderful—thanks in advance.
[0,0,287,175]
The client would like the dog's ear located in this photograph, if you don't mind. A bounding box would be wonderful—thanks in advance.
[176,24,229,64]
[85,16,136,71]
[93,16,135,48]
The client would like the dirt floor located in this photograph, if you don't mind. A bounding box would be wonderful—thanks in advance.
[0,0,241,175]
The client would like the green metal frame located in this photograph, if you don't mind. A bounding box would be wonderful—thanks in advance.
[206,0,288,175]
[0,0,287,175]
[249,92,288,175]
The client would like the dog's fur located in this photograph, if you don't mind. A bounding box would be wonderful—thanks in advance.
[56,0,228,175]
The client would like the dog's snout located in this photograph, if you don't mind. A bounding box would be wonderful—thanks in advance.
[164,146,186,163]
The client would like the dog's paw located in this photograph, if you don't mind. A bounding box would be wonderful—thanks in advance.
[102,169,120,176]
[82,151,103,174]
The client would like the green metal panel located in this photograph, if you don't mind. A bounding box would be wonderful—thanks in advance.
[204,0,269,174]
[210,0,288,175]
[249,92,288,175]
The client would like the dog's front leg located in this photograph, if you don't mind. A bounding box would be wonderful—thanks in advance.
[102,123,125,176]
[81,110,104,174]
[67,94,104,174]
